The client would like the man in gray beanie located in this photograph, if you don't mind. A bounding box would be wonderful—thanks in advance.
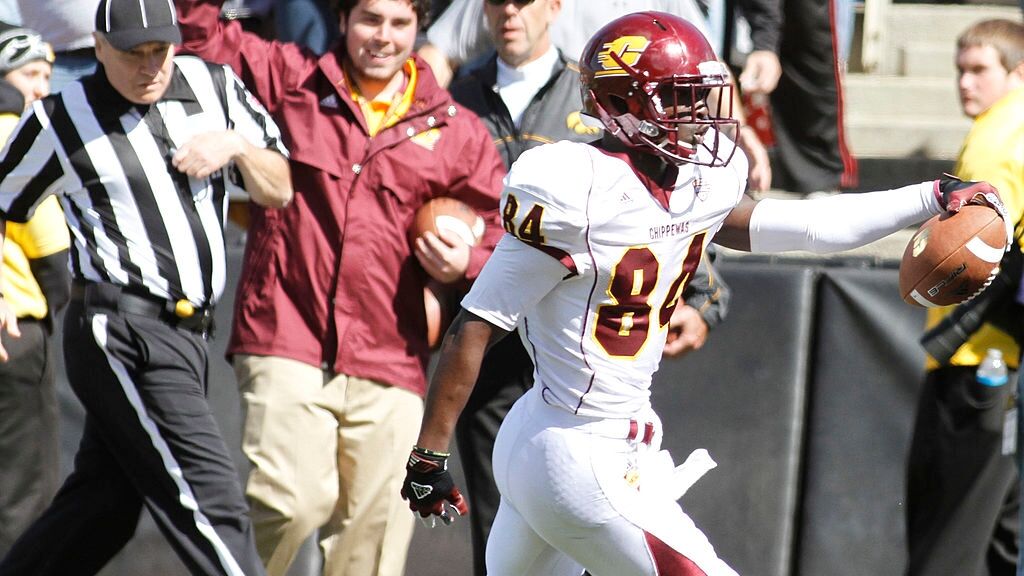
[0,21,70,560]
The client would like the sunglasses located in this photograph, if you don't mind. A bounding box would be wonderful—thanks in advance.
[485,0,536,5]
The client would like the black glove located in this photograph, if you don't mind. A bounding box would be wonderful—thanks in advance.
[935,175,1012,250]
[936,176,1000,212]
[400,446,468,524]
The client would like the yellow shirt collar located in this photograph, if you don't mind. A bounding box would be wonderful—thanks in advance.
[346,59,418,137]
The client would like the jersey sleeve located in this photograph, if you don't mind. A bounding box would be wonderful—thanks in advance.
[221,65,288,201]
[224,66,288,157]
[461,234,568,331]
[499,142,594,276]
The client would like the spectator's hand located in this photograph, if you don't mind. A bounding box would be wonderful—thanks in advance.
[738,126,772,193]
[414,229,472,284]
[0,297,21,362]
[935,176,1012,249]
[401,447,468,527]
[663,305,709,358]
[738,50,782,95]
[173,131,243,180]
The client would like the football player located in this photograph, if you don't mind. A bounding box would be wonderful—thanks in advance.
[401,11,1012,576]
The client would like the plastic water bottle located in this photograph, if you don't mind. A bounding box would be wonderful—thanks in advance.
[977,349,1008,387]
[977,349,1017,455]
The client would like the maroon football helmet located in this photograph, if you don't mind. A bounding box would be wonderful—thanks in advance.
[579,11,738,166]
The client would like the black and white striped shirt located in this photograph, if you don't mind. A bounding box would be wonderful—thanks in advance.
[0,55,287,307]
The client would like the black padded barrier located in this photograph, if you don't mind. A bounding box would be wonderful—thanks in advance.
[651,260,816,576]
[795,266,927,576]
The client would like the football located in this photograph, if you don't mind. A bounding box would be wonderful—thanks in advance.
[409,197,485,248]
[899,205,1005,307]
[424,280,456,350]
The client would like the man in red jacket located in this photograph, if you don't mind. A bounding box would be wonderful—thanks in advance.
[174,1,506,575]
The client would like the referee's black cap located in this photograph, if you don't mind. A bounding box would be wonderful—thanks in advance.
[95,0,182,52]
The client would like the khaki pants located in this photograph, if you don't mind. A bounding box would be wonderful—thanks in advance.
[234,355,423,576]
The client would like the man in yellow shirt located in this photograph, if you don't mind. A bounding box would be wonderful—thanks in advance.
[905,19,1024,576]
[0,24,71,556]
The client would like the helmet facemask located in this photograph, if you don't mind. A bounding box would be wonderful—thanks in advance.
[588,51,739,168]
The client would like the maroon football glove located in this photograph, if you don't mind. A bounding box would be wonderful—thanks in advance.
[935,176,1012,250]
[401,446,468,527]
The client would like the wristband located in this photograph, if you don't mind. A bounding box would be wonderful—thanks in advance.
[412,445,450,459]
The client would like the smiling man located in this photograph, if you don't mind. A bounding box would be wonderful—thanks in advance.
[173,1,506,575]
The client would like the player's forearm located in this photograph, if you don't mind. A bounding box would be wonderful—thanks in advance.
[747,181,940,253]
[235,142,293,209]
[417,311,495,451]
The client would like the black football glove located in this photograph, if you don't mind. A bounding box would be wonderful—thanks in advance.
[400,446,468,527]
[935,175,1012,250]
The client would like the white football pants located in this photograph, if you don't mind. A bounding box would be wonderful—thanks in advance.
[486,388,739,576]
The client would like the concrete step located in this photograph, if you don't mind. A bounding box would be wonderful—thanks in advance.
[844,74,960,118]
[899,40,957,77]
[843,74,968,159]
[845,116,970,159]
[875,3,1021,76]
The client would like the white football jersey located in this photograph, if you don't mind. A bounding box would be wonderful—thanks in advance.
[463,138,748,418]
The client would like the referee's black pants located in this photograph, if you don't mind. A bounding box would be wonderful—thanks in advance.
[0,299,265,576]
[906,366,1020,576]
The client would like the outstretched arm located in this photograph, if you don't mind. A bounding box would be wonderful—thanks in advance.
[714,178,1009,253]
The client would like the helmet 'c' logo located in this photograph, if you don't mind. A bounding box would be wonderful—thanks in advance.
[595,36,651,77]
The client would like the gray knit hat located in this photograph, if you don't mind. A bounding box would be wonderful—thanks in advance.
[0,25,55,75]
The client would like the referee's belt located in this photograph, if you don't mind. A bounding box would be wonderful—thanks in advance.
[71,281,214,336]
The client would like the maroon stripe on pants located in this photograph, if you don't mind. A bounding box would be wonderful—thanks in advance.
[645,530,709,575]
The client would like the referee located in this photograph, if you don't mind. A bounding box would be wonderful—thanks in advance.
[0,0,291,574]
